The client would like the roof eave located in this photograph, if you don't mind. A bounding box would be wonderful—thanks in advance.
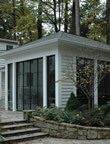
[0,38,58,59]
[59,38,110,52]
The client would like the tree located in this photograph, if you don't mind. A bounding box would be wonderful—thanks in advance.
[75,0,80,35]
[15,0,38,44]
[70,1,75,34]
[12,0,16,40]
[70,0,80,35]
[60,57,110,118]
[37,0,43,39]
[0,0,13,39]
[106,0,110,44]
[80,0,106,42]
[64,0,69,32]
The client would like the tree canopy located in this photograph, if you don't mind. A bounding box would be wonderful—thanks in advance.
[0,0,108,45]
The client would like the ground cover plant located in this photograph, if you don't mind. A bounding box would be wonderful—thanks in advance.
[32,93,110,127]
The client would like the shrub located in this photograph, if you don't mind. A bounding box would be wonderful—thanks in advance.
[33,104,65,123]
[0,127,4,142]
[90,104,110,127]
[65,93,81,111]
[32,103,110,127]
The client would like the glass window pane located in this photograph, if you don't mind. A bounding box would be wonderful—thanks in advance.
[17,87,23,110]
[47,56,55,107]
[8,64,12,110]
[76,57,94,106]
[16,58,43,110]
[98,60,110,105]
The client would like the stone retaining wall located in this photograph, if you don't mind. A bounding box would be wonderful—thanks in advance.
[24,111,110,140]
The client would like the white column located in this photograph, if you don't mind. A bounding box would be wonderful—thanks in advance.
[0,72,2,100]
[5,64,8,110]
[55,53,60,107]
[12,62,16,111]
[73,57,77,97]
[94,59,98,106]
[43,56,47,107]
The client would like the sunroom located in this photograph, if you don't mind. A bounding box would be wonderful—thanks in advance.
[1,32,110,111]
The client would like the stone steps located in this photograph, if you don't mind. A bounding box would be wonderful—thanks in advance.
[2,132,48,143]
[0,120,26,126]
[2,128,41,137]
[0,120,49,143]
[2,123,34,131]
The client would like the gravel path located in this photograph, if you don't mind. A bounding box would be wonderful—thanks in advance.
[18,137,110,144]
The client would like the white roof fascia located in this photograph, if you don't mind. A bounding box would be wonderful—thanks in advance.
[0,38,18,44]
[58,38,110,53]
[0,38,58,59]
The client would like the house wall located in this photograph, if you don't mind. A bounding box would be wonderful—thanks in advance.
[0,40,18,110]
[4,41,60,111]
[0,71,5,109]
[59,41,110,109]
[0,41,17,52]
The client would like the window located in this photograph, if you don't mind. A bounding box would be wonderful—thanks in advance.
[16,58,43,111]
[47,55,55,107]
[6,45,13,50]
[8,64,13,110]
[76,57,94,106]
[98,60,110,105]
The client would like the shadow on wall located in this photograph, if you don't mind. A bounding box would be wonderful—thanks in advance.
[0,99,5,110]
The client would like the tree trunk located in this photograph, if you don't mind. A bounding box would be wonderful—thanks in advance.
[12,0,16,40]
[20,0,25,16]
[64,0,68,32]
[53,0,58,32]
[106,0,110,44]
[38,0,42,39]
[75,0,80,36]
[71,1,75,34]
[58,0,61,31]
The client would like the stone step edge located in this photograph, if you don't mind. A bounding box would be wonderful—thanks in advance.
[2,128,41,136]
[2,132,49,142]
[2,123,33,129]
[0,119,27,125]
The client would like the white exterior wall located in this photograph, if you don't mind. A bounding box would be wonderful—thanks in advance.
[4,41,59,111]
[2,37,110,110]
[0,39,18,110]
[59,41,110,108]
[0,41,17,51]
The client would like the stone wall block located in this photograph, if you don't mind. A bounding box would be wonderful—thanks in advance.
[57,130,68,138]
[87,130,97,139]
[78,129,87,136]
[41,128,50,133]
[97,131,109,139]
[66,127,78,132]
[50,123,59,130]
[68,131,78,139]
[49,129,58,137]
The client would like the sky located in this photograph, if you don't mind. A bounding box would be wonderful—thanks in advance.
[101,0,106,4]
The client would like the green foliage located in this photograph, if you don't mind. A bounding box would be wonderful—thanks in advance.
[90,104,110,127]
[33,104,110,127]
[65,93,80,111]
[0,126,4,142]
[0,0,13,39]
[0,0,107,44]
[80,0,106,43]
[33,104,65,123]
[15,15,38,44]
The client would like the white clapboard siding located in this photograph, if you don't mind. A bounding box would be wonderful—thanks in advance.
[60,54,76,108]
